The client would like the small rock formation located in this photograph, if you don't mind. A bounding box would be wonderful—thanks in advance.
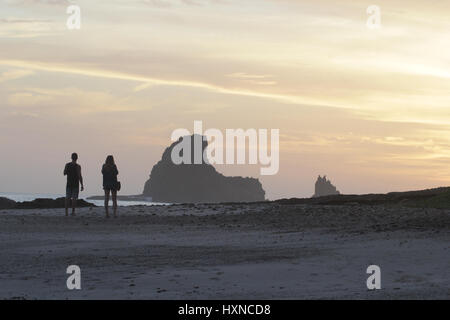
[15,197,95,209]
[143,135,266,203]
[313,175,340,198]
[0,197,96,210]
[0,197,17,210]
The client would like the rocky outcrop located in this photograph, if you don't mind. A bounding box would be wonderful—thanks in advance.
[0,197,17,210]
[143,135,266,203]
[278,187,450,209]
[0,197,95,210]
[17,197,95,209]
[313,175,340,198]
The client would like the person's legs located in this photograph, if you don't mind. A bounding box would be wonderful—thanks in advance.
[112,190,118,217]
[65,197,69,216]
[71,188,79,216]
[71,198,76,215]
[104,189,110,218]
[65,186,70,216]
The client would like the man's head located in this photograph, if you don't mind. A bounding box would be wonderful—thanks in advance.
[71,153,78,162]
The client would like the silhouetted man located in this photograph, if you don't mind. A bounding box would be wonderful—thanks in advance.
[64,153,84,216]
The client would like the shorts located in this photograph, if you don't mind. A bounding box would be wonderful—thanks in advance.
[66,186,79,200]
[103,182,118,192]
[103,187,118,193]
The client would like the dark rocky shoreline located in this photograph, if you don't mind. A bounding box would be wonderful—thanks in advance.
[3,186,450,210]
[0,197,95,210]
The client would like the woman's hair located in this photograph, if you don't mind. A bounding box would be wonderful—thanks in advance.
[105,155,115,166]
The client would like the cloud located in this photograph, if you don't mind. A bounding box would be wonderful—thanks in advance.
[0,59,318,107]
[0,18,60,38]
[0,18,52,23]
[227,72,272,79]
[133,82,156,92]
[0,69,34,82]
[141,0,172,8]
[227,72,277,86]
[141,0,223,7]
[3,0,68,6]
[6,86,142,114]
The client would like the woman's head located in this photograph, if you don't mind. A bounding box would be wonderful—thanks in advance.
[105,155,115,166]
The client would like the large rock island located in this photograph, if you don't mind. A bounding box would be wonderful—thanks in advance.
[143,135,266,203]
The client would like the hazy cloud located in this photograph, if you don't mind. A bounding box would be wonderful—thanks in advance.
[0,69,34,82]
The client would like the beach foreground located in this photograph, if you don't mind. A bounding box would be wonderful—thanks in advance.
[0,203,448,299]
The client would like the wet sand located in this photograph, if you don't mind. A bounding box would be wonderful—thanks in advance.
[0,203,448,299]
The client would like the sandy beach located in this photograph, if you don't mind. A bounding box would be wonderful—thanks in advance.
[0,203,448,300]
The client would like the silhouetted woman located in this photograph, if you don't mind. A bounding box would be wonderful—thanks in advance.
[102,155,119,218]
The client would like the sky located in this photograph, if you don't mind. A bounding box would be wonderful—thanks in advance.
[1,0,450,200]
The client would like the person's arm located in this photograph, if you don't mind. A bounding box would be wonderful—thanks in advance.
[64,164,68,176]
[78,165,84,191]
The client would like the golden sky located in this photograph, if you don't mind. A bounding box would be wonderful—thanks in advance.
[1,0,450,199]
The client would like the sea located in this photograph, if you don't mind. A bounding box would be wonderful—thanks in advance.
[0,192,169,207]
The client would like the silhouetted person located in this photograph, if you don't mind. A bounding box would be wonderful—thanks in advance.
[64,153,84,216]
[102,155,119,218]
